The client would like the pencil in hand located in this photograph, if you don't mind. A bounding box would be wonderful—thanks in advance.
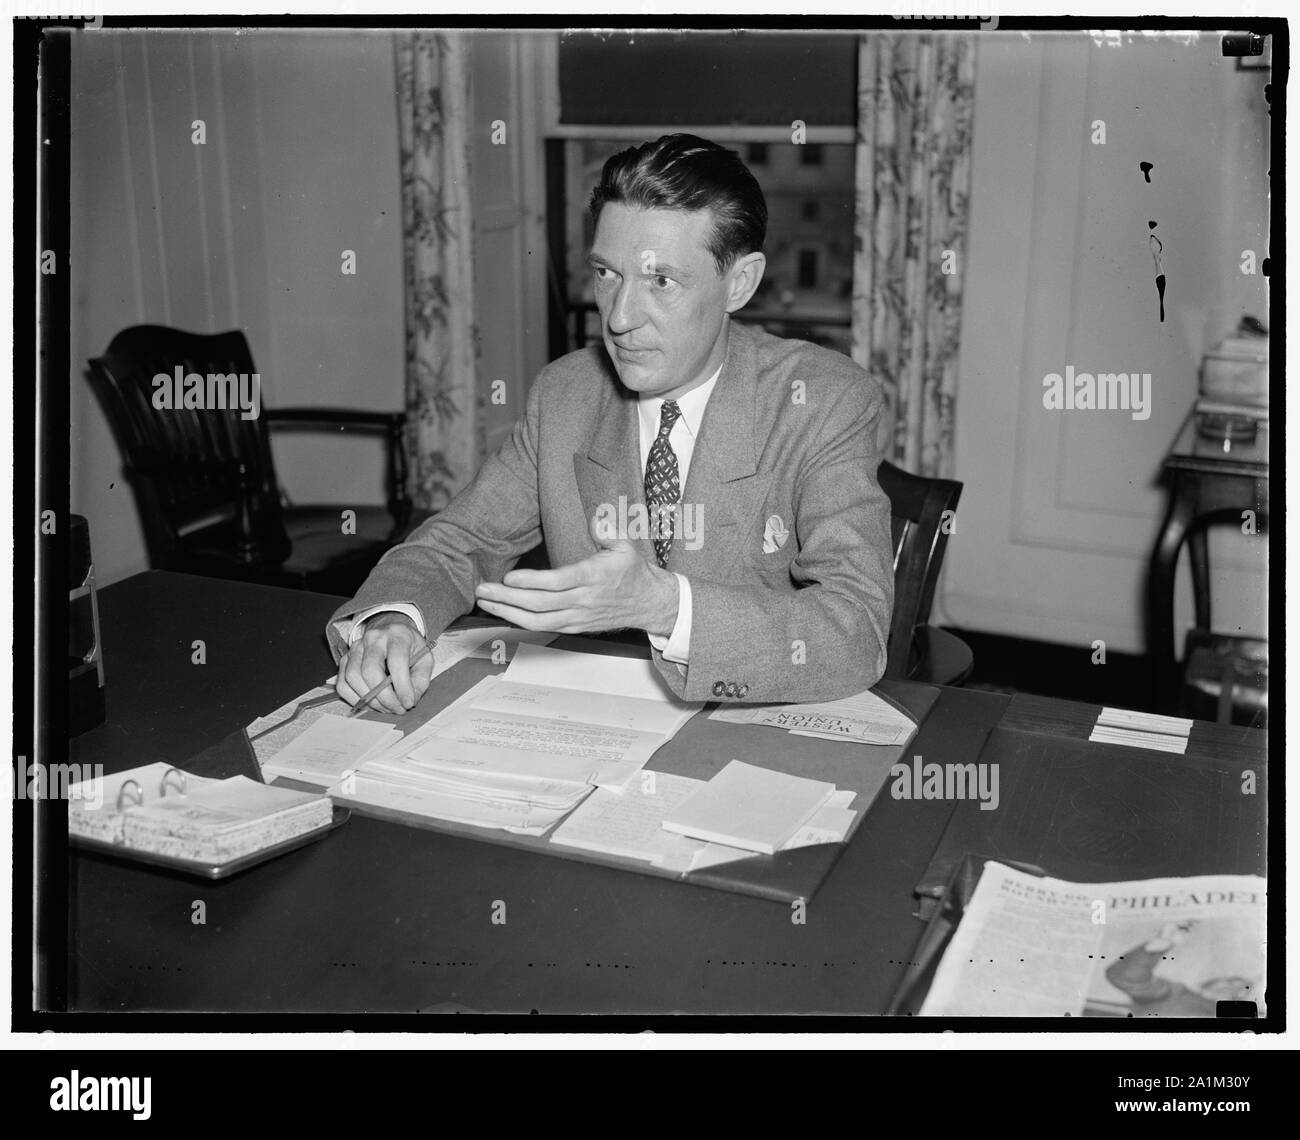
[345,638,437,717]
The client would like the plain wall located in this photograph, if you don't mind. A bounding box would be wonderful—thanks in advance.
[70,30,405,585]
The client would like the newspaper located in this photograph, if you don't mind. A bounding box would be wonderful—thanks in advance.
[920,863,1266,1017]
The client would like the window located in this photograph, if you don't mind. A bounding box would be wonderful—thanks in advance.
[551,31,861,357]
[552,139,854,357]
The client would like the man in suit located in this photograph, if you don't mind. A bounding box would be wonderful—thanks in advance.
[330,133,893,711]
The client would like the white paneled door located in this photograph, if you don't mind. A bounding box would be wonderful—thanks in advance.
[941,31,1269,656]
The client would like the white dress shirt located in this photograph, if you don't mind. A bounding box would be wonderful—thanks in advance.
[346,363,724,666]
[634,363,721,664]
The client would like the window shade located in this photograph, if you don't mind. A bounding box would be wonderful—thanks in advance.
[558,32,858,127]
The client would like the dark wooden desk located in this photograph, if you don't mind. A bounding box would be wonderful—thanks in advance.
[1146,410,1268,711]
[66,571,1008,1015]
[64,572,1265,1017]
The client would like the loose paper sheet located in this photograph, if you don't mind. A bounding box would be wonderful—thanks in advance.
[504,643,698,739]
[465,629,557,661]
[709,687,914,746]
[549,772,707,865]
[407,711,663,787]
[1088,706,1193,754]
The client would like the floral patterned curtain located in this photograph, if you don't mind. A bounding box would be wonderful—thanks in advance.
[394,32,484,509]
[851,34,976,478]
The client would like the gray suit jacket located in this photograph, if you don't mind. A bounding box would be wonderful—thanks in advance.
[327,321,894,703]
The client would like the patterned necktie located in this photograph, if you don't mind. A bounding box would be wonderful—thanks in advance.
[644,400,682,568]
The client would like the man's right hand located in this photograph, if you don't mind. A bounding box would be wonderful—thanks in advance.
[335,612,434,714]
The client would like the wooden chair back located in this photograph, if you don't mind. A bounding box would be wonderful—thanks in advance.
[877,459,964,681]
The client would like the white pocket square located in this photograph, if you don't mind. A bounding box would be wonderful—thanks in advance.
[762,514,789,554]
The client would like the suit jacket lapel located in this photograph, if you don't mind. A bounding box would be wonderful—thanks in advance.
[574,374,657,565]
[674,322,770,580]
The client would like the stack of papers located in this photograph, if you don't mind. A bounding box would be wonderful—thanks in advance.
[326,644,702,836]
[263,714,403,788]
[1088,707,1193,754]
[409,644,696,788]
[350,753,594,834]
[709,687,915,746]
[662,760,850,856]
[549,767,859,872]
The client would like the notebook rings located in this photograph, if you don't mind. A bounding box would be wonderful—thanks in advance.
[116,779,144,811]
[115,769,186,811]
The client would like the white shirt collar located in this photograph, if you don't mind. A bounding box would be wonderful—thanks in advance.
[637,363,723,443]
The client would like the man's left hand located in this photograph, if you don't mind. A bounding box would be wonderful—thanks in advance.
[475,518,678,636]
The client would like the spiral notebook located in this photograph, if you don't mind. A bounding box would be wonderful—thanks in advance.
[68,762,336,870]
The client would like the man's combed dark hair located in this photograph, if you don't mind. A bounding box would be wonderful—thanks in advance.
[588,134,767,275]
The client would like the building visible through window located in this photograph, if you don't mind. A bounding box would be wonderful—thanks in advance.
[559,139,853,356]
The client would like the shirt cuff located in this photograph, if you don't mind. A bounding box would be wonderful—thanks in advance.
[647,574,691,666]
[339,603,427,647]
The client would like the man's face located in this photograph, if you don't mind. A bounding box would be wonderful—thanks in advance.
[588,203,736,400]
